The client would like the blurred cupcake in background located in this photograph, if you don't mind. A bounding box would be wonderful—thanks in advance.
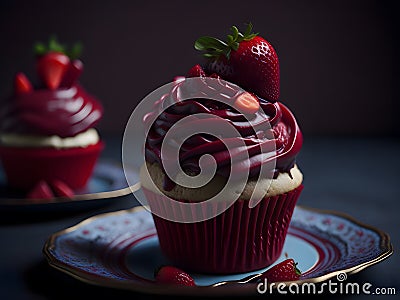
[0,37,104,199]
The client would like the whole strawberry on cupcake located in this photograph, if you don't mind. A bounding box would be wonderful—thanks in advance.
[0,37,104,199]
[140,23,303,274]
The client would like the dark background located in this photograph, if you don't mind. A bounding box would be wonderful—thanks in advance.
[0,0,399,138]
[0,1,399,299]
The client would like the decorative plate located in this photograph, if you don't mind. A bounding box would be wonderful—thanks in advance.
[0,160,139,213]
[43,205,393,296]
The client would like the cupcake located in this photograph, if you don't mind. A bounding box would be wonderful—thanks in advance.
[139,24,303,274]
[0,37,104,196]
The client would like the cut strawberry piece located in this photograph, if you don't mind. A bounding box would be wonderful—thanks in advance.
[26,180,54,200]
[234,92,260,114]
[60,59,83,88]
[51,179,74,198]
[37,52,70,90]
[155,265,196,286]
[259,258,301,282]
[14,72,33,95]
[187,64,206,77]
[208,72,221,79]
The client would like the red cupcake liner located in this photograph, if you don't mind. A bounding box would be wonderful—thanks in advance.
[143,184,303,274]
[0,141,104,190]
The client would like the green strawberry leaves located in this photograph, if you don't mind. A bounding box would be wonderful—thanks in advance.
[33,35,82,60]
[194,36,229,58]
[195,23,258,60]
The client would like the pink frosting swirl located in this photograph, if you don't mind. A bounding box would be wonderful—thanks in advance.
[1,84,103,138]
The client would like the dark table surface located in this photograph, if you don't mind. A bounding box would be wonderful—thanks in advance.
[0,135,399,299]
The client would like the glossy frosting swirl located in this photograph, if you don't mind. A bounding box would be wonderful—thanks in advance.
[144,80,302,191]
[0,84,103,138]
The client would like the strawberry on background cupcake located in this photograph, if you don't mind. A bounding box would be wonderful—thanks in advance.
[139,24,304,274]
[0,37,104,199]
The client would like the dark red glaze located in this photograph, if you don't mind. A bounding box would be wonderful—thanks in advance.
[144,81,302,191]
[1,84,103,137]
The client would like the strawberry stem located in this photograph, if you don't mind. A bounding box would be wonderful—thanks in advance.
[194,23,258,59]
[294,262,302,276]
[33,35,83,59]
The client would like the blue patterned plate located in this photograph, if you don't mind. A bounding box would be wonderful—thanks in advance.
[43,205,393,296]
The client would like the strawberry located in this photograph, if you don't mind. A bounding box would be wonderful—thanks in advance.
[154,265,196,286]
[14,72,33,95]
[259,258,301,282]
[188,64,206,77]
[194,23,280,102]
[51,179,74,198]
[60,59,83,88]
[36,51,70,90]
[26,180,54,200]
[208,72,221,79]
[34,36,83,89]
